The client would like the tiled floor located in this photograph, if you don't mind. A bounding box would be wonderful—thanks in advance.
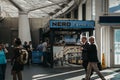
[5,63,120,80]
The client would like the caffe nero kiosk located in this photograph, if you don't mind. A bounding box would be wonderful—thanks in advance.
[49,20,95,68]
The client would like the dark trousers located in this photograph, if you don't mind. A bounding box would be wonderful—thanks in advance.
[43,52,47,66]
[0,64,6,80]
[82,61,88,72]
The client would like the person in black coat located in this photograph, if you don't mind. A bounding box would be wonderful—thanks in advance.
[81,36,89,72]
[85,36,106,80]
[80,36,93,80]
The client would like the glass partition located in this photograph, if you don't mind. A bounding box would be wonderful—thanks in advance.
[53,46,82,68]
[114,29,120,65]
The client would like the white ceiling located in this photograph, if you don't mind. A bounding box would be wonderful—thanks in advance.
[0,0,71,18]
[1,0,119,18]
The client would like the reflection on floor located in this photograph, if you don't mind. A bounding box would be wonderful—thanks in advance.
[5,63,120,80]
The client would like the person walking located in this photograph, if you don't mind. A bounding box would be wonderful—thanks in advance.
[42,40,48,66]
[85,36,106,80]
[0,43,8,80]
[36,40,43,52]
[27,41,33,65]
[80,36,93,80]
[11,38,24,80]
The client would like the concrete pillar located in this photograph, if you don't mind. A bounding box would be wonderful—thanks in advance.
[101,0,110,67]
[95,0,103,61]
[101,27,110,67]
[18,12,31,44]
[78,3,82,20]
[86,0,92,20]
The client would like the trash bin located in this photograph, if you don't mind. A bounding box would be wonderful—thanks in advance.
[32,51,43,64]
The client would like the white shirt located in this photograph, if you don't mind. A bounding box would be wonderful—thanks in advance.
[42,42,47,52]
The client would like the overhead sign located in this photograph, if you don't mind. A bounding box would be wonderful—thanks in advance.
[99,16,120,26]
[49,20,95,29]
[99,16,120,23]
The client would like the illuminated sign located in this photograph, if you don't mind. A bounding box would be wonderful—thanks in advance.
[50,20,95,29]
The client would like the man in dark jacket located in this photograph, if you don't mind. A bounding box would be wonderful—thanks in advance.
[81,36,93,80]
[85,37,106,80]
[81,36,89,72]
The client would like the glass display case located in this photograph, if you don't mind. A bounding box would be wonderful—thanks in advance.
[53,46,82,67]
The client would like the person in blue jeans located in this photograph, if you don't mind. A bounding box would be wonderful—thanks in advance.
[0,43,8,80]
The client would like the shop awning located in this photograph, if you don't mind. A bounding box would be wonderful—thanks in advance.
[50,20,95,29]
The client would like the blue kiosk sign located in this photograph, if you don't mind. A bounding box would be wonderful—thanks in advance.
[50,20,95,29]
